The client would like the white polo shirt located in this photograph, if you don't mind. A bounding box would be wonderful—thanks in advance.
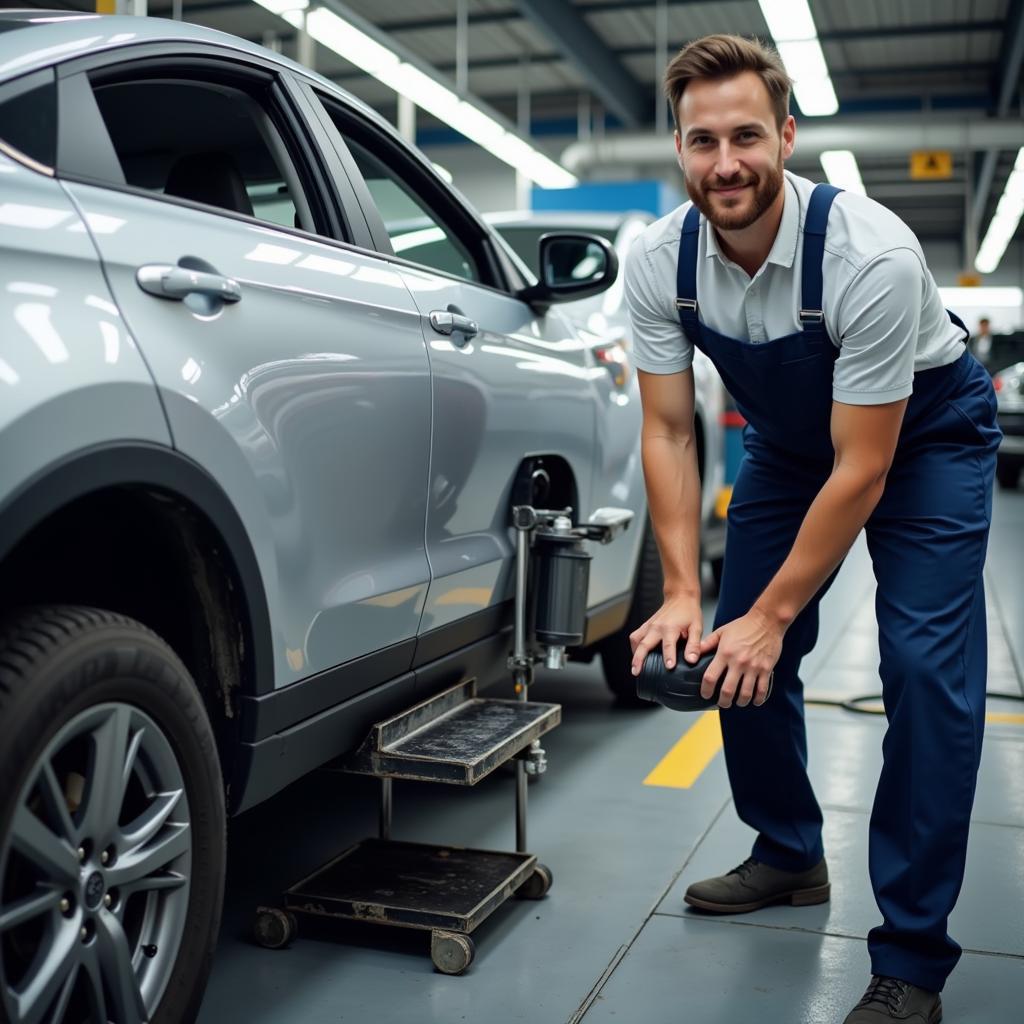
[624,171,965,405]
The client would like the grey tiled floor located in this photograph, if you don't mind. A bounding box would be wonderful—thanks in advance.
[200,488,1024,1023]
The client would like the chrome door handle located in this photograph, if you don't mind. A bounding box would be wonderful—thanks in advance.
[429,310,478,338]
[137,264,242,303]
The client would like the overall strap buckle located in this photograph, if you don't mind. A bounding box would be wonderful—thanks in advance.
[675,204,702,345]
[800,184,842,335]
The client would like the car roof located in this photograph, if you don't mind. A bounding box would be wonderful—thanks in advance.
[0,12,534,255]
[0,10,379,125]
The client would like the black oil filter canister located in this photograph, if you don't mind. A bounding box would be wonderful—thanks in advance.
[636,650,775,711]
[532,529,591,647]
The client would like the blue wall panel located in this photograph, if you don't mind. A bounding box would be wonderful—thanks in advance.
[532,180,684,217]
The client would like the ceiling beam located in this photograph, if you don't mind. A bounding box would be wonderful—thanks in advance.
[175,0,1005,46]
[970,0,1024,236]
[515,0,648,127]
[328,49,991,82]
[818,20,1003,44]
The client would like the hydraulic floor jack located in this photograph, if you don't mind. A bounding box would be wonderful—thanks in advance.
[254,503,634,974]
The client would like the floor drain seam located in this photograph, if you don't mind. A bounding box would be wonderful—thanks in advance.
[566,796,732,1023]
[565,945,629,1024]
[649,914,1024,962]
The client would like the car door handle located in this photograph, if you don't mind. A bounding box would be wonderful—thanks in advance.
[429,310,478,339]
[136,264,242,303]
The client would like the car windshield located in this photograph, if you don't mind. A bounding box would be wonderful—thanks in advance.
[495,225,617,277]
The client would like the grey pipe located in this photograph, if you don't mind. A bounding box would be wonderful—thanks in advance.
[561,117,1024,174]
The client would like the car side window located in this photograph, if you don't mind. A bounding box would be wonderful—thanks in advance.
[316,99,483,283]
[77,72,320,234]
[0,70,56,169]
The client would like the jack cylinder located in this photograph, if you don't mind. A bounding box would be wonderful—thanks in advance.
[532,534,590,648]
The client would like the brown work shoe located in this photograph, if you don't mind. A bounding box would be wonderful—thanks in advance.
[683,855,829,913]
[843,976,942,1023]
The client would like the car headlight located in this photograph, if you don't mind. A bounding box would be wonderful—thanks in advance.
[593,339,631,388]
[993,363,1024,410]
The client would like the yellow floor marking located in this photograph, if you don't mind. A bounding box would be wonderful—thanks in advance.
[643,708,1021,791]
[644,711,723,789]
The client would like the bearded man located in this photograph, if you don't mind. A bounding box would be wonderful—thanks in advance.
[625,33,1000,1024]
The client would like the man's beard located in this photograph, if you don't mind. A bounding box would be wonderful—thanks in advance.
[687,159,784,231]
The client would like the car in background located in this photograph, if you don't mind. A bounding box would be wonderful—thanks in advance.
[0,12,673,1022]
[993,361,1024,489]
[487,210,728,587]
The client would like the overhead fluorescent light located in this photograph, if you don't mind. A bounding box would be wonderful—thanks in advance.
[255,0,308,29]
[820,150,865,195]
[302,5,396,72]
[938,286,1023,308]
[975,147,1024,274]
[757,0,817,40]
[758,0,838,116]
[254,0,577,189]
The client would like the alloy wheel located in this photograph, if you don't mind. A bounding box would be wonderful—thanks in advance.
[0,703,191,1024]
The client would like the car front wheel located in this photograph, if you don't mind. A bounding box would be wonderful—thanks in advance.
[600,521,664,707]
[0,607,225,1024]
[996,456,1021,490]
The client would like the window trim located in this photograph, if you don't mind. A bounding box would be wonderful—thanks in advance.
[286,74,375,251]
[51,47,359,247]
[311,88,513,294]
[0,67,57,175]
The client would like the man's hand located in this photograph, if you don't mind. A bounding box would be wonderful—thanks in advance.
[698,609,784,708]
[630,594,704,676]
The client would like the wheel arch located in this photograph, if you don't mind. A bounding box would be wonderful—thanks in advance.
[0,443,275,787]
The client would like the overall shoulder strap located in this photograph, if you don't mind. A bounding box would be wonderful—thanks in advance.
[800,183,842,340]
[674,203,701,341]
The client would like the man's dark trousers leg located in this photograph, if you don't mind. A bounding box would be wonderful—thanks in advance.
[863,362,998,992]
[714,439,836,873]
[715,357,999,993]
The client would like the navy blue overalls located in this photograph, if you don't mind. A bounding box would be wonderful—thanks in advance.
[675,184,1001,991]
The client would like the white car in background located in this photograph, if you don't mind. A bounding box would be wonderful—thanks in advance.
[993,360,1024,489]
[488,210,728,587]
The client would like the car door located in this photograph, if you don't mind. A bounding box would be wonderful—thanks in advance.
[53,50,432,690]
[308,90,602,644]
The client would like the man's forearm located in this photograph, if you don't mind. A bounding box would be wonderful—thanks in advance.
[641,431,703,598]
[753,464,887,628]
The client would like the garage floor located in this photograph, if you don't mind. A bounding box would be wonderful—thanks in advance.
[199,487,1024,1024]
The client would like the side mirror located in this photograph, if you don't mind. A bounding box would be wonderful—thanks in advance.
[518,232,618,312]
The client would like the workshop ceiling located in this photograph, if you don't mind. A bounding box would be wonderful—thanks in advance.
[9,0,1024,248]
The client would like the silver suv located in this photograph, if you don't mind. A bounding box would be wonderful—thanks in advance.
[0,12,666,1023]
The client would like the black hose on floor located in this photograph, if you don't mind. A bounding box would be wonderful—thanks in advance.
[805,691,1024,716]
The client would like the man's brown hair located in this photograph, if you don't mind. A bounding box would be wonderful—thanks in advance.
[664,34,792,130]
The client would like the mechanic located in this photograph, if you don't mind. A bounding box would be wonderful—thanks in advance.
[624,34,1000,1024]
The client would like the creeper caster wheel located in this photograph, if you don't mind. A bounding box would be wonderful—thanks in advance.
[254,906,297,949]
[517,863,553,899]
[431,930,475,975]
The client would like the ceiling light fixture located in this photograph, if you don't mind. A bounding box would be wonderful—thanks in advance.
[253,0,578,189]
[938,286,1023,308]
[819,150,865,195]
[975,147,1024,274]
[757,0,839,116]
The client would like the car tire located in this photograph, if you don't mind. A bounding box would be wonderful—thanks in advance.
[0,606,225,1024]
[996,458,1021,490]
[709,555,725,595]
[600,520,664,707]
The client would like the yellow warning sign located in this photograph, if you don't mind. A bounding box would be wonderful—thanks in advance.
[910,151,953,180]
